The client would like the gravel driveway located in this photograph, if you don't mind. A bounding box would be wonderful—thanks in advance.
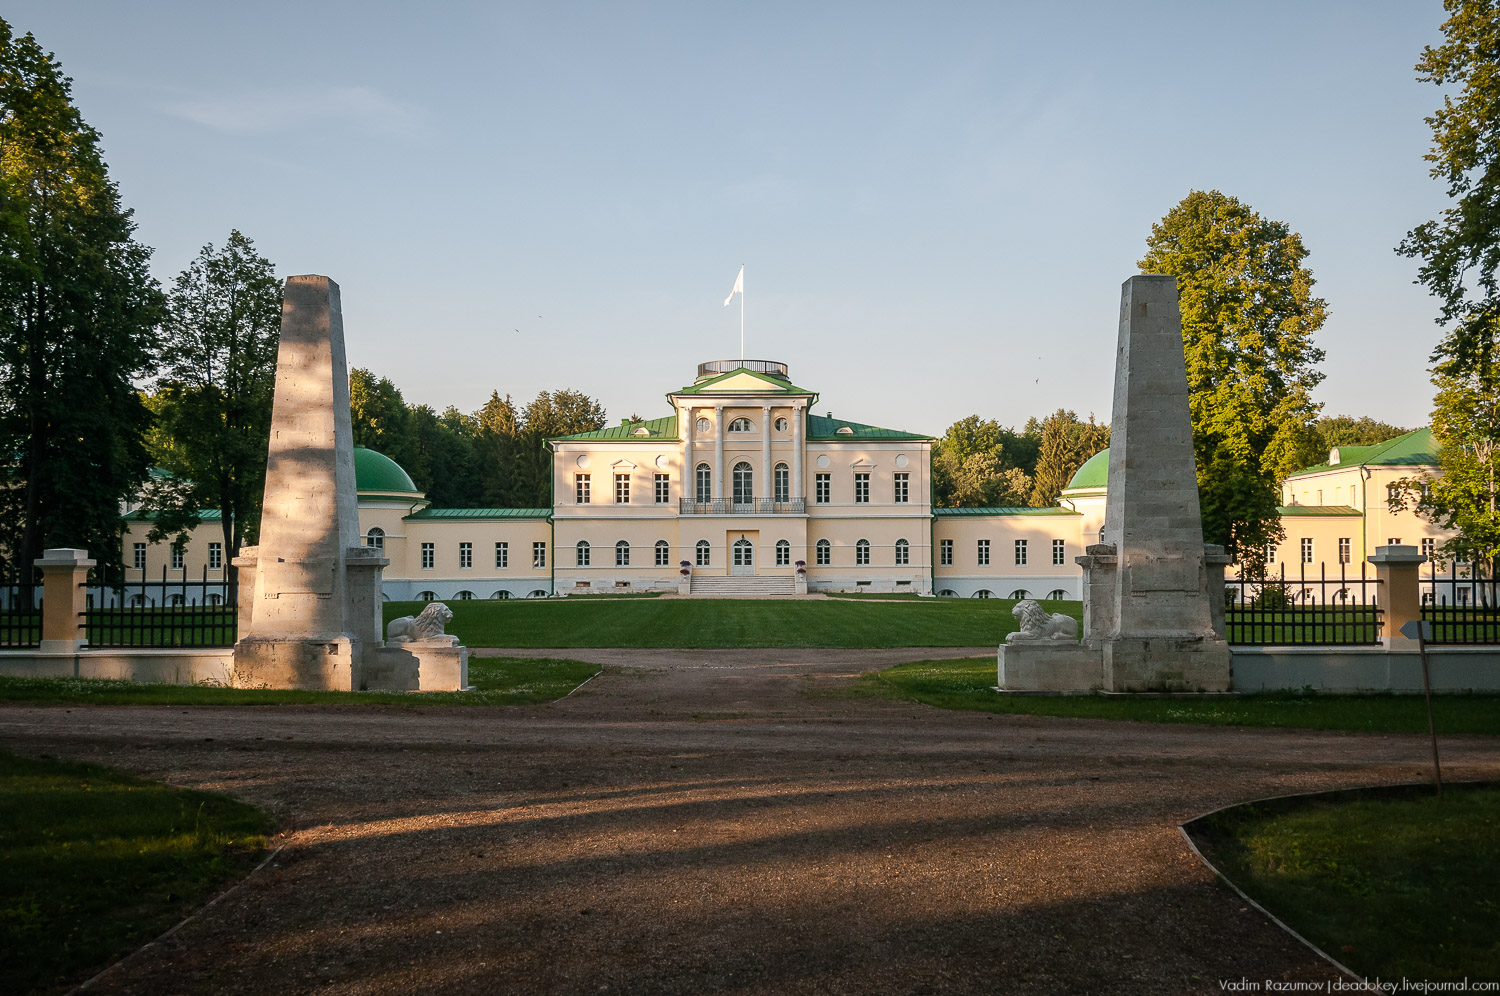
[4,647,1497,995]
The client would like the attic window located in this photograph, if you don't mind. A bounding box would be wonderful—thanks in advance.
[1329,448,1340,465]
[631,427,650,436]
[836,426,853,435]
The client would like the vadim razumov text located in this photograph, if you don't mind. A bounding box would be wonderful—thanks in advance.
[1220,980,1500,994]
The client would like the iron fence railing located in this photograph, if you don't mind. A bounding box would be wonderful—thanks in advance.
[678,497,807,515]
[1421,564,1500,645]
[84,565,237,648]
[0,568,42,648]
[1225,562,1383,646]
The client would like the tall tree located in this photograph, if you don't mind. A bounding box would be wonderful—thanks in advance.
[142,232,281,582]
[475,391,522,507]
[1029,410,1109,508]
[515,389,606,506]
[1139,190,1327,566]
[1395,1,1500,575]
[931,415,1040,507]
[0,22,164,577]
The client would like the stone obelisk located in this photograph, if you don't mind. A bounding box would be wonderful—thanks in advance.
[232,275,383,689]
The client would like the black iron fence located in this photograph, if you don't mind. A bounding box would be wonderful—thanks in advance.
[1421,563,1500,645]
[1225,562,1383,646]
[84,566,237,648]
[0,568,42,648]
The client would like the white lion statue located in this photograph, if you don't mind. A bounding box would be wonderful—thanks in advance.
[1004,598,1078,644]
[386,602,458,646]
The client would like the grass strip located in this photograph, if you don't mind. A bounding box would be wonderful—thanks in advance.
[1187,783,1500,981]
[847,655,1500,734]
[383,596,1051,648]
[0,750,272,995]
[0,656,600,707]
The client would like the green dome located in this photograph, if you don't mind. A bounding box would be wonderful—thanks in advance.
[1065,448,1109,491]
[354,447,421,495]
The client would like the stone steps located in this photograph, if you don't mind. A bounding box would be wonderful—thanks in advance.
[689,575,796,596]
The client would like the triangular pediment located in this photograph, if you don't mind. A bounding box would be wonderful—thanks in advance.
[610,458,638,470]
[673,367,816,397]
[850,458,876,468]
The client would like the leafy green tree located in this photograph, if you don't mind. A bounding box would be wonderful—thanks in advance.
[1139,190,1327,565]
[932,415,1041,507]
[1394,1,1500,576]
[0,22,164,577]
[1310,415,1410,451]
[1029,410,1109,507]
[142,232,280,581]
[516,389,606,506]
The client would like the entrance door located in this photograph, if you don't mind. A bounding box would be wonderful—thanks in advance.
[731,538,754,576]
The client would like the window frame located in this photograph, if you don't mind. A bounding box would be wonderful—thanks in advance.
[815,473,831,504]
[855,539,870,566]
[696,464,712,504]
[893,473,909,504]
[532,541,546,568]
[575,473,591,504]
[854,473,870,504]
[775,539,790,566]
[1014,539,1027,566]
[774,463,790,503]
[895,538,909,566]
[615,473,630,504]
[208,542,223,570]
[496,542,509,569]
[576,540,591,567]
[421,542,435,570]
[695,539,711,567]
[1052,539,1065,565]
[940,539,953,567]
[615,540,630,567]
[815,538,831,566]
[654,473,670,504]
[655,540,670,566]
[977,539,990,567]
[459,542,473,569]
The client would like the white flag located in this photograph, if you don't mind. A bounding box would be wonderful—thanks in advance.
[724,265,743,307]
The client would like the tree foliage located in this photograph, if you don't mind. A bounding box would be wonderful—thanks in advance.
[1308,415,1410,452]
[0,22,164,576]
[142,232,280,579]
[1028,410,1109,508]
[931,416,1042,508]
[1139,190,1327,564]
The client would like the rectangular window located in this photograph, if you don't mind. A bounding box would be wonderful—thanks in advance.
[654,474,670,504]
[171,546,184,570]
[615,474,630,504]
[421,543,435,570]
[696,465,711,503]
[1387,485,1399,503]
[940,539,953,566]
[656,542,670,566]
[207,543,222,570]
[495,542,508,568]
[1266,543,1277,565]
[532,542,546,568]
[854,473,870,503]
[1052,539,1065,566]
[1421,537,1436,559]
[815,474,831,504]
[893,473,909,504]
[575,474,591,504]
[460,542,473,569]
[816,542,830,566]
[133,543,146,571]
[1338,538,1351,564]
[1388,537,1401,546]
[616,542,629,567]
[977,539,990,567]
[1014,539,1028,566]
[1300,537,1313,564]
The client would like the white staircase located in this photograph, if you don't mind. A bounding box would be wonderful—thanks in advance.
[689,575,796,596]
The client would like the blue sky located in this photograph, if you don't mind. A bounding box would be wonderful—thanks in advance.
[12,2,1451,436]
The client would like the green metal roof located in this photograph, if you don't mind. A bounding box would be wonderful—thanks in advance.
[405,507,551,521]
[1278,505,1362,517]
[1063,448,1110,491]
[934,506,1081,516]
[551,415,678,442]
[807,414,931,441]
[1287,428,1437,478]
[354,447,421,494]
[673,367,817,396]
[124,508,224,522]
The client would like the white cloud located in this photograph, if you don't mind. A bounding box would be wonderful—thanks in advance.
[161,85,422,137]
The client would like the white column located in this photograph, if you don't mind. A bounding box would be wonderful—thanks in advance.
[713,406,725,503]
[761,404,772,508]
[793,402,805,506]
[681,406,693,505]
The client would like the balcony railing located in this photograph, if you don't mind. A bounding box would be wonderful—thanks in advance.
[679,497,806,515]
[696,359,789,379]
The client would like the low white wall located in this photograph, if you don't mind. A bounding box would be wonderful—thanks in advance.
[0,648,234,684]
[1233,645,1500,693]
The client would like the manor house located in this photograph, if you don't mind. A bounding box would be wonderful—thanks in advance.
[122,359,1448,602]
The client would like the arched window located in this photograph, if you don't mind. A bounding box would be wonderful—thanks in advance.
[169,593,186,607]
[365,526,385,550]
[1009,589,1029,600]
[728,417,753,432]
[491,590,512,600]
[816,538,831,566]
[655,540,670,566]
[695,539,711,566]
[207,593,223,606]
[774,463,789,502]
[855,539,870,566]
[938,589,957,597]
[696,463,712,503]
[456,590,474,600]
[974,590,993,599]
[895,538,910,565]
[733,537,754,567]
[528,589,549,598]
[616,540,630,566]
[130,594,151,608]
[418,590,437,602]
[1045,589,1068,601]
[576,540,590,566]
[775,538,790,566]
[733,462,754,505]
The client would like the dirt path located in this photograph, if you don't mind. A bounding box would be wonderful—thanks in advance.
[5,647,1497,995]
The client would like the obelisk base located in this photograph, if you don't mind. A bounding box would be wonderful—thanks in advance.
[231,636,360,691]
[1099,636,1231,692]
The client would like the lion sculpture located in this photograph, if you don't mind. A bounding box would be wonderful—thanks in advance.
[386,602,458,646]
[1004,598,1078,645]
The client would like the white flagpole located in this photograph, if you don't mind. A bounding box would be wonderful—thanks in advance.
[740,264,745,362]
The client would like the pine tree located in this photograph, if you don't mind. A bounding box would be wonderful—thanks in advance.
[1028,410,1109,508]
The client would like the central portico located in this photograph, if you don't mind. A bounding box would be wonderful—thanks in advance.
[549,359,935,594]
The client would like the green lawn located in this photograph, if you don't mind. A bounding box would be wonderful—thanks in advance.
[383,596,1053,648]
[0,750,272,995]
[1188,784,1500,980]
[848,656,1500,734]
[0,656,600,707]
